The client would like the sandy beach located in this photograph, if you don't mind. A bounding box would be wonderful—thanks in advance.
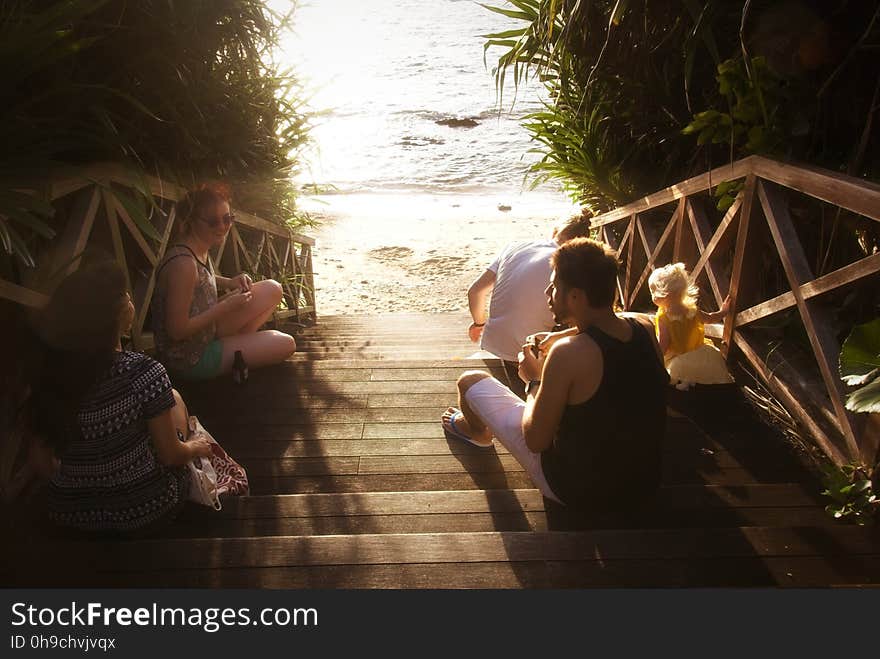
[300,192,581,315]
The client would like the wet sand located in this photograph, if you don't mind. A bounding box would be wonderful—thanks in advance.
[300,192,580,315]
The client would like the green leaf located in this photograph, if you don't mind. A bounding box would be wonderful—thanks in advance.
[846,378,880,414]
[840,319,880,385]
[716,194,734,212]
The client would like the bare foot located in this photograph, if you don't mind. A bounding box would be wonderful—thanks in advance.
[441,407,493,447]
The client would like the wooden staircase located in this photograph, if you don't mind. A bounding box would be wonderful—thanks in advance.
[4,313,880,587]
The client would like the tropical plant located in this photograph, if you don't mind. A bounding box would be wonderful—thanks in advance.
[482,0,743,213]
[821,462,878,525]
[483,1,880,213]
[0,0,311,268]
[840,318,880,414]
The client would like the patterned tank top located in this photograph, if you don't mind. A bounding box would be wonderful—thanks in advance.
[151,244,218,372]
[47,351,189,531]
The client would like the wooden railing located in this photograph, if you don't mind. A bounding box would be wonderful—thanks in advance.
[590,155,880,467]
[0,163,316,348]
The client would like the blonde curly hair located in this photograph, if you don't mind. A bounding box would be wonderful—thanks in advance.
[648,262,699,308]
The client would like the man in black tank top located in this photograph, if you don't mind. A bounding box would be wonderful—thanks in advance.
[442,238,668,516]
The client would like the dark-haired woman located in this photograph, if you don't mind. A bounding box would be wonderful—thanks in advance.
[31,262,213,533]
[151,185,296,381]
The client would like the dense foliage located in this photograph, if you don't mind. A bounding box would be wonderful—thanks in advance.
[484,0,880,215]
[1,0,310,266]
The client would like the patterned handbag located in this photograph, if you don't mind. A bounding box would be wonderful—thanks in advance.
[185,415,249,510]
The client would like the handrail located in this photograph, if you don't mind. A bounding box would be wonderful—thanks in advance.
[591,156,880,467]
[1,163,316,346]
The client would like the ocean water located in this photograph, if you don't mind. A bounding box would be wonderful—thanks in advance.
[276,0,573,206]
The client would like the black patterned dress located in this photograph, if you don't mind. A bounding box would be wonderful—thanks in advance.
[47,351,190,532]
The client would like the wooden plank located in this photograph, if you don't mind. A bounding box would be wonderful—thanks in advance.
[722,175,758,357]
[198,489,545,519]
[297,336,477,347]
[168,506,834,540]
[659,483,820,508]
[232,208,293,239]
[187,484,821,521]
[302,243,316,316]
[604,225,625,307]
[171,512,547,538]
[734,332,847,465]
[292,345,478,357]
[52,185,101,279]
[687,196,733,306]
[0,279,48,307]
[757,180,861,461]
[369,368,504,382]
[44,162,315,246]
[232,224,257,272]
[252,232,266,271]
[689,193,743,291]
[751,155,880,222]
[277,306,314,318]
[357,454,524,475]
[590,157,756,227]
[18,554,880,589]
[614,220,633,259]
[589,155,880,229]
[629,204,681,307]
[200,423,367,442]
[211,359,488,375]
[219,406,457,424]
[225,438,508,459]
[672,196,689,262]
[135,205,177,337]
[167,507,837,540]
[622,215,637,309]
[294,380,460,395]
[247,472,537,495]
[240,468,793,491]
[215,228,229,265]
[103,190,133,301]
[366,393,478,408]
[233,454,799,487]
[734,252,880,327]
[242,457,361,477]
[231,224,242,273]
[266,235,282,278]
[25,527,880,573]
[107,193,157,265]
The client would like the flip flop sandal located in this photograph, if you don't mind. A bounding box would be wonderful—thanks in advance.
[442,408,493,448]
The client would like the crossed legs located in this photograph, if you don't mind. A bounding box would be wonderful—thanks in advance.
[214,279,296,372]
[444,370,494,444]
[451,369,562,503]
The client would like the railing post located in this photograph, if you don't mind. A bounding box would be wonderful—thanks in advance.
[757,180,863,463]
[722,174,758,359]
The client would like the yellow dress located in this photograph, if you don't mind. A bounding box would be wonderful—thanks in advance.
[655,307,733,385]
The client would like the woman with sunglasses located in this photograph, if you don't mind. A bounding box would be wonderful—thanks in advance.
[151,184,296,381]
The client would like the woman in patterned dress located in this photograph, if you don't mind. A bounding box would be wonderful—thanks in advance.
[31,262,213,533]
[151,184,296,381]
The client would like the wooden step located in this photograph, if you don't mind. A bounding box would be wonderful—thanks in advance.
[163,485,831,538]
[237,457,807,494]
[8,527,879,588]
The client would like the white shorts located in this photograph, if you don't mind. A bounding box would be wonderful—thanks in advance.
[464,376,562,503]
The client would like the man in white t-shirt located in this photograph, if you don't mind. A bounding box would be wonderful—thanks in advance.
[467,213,591,397]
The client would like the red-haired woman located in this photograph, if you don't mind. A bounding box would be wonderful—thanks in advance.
[151,185,296,380]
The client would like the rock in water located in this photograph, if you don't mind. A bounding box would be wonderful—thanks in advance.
[435,117,479,128]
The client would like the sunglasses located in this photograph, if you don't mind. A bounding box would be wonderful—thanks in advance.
[198,212,235,229]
